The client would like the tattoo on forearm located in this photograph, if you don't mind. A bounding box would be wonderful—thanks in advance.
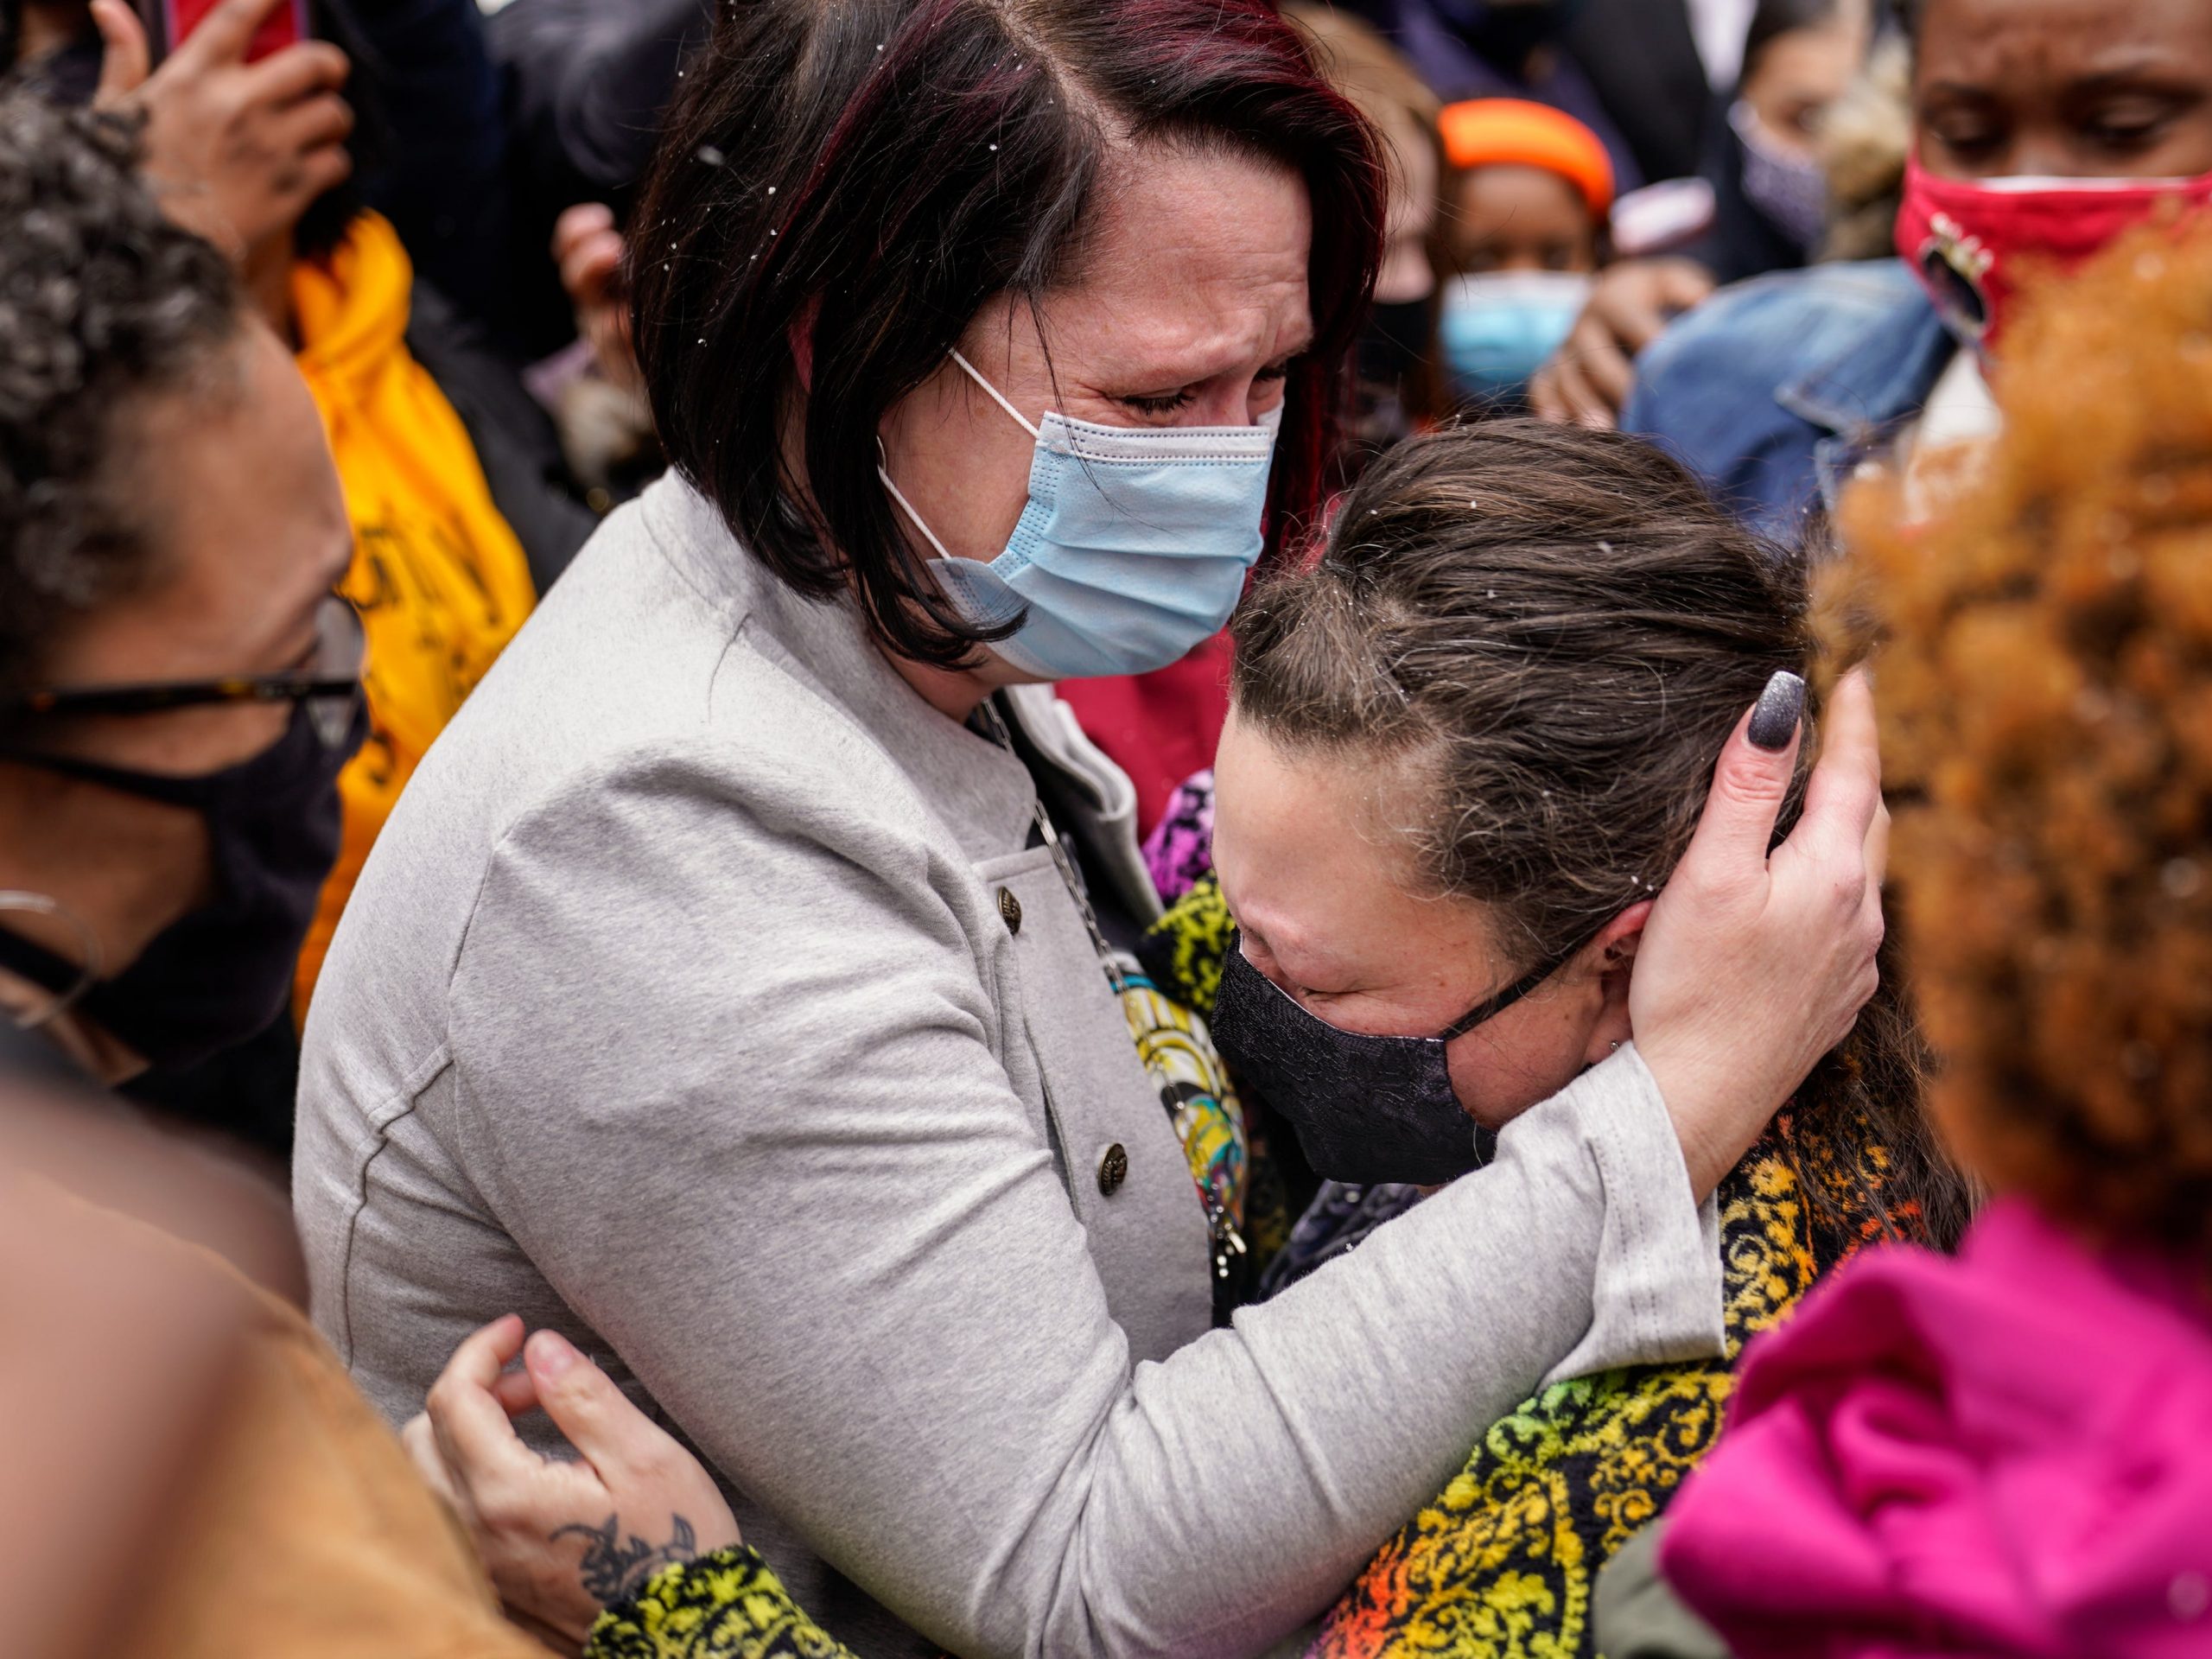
[553,1512,701,1605]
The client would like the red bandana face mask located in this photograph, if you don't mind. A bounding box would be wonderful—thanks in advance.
[1895,154,2212,354]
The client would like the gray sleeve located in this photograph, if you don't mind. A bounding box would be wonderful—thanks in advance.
[447,753,1723,1659]
[1593,1523,1736,1659]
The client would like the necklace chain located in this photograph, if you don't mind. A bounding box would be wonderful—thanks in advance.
[976,698,1246,1294]
[975,700,1128,992]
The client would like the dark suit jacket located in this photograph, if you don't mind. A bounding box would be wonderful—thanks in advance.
[1560,0,1716,185]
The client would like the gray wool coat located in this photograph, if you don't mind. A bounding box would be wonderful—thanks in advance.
[293,475,1724,1659]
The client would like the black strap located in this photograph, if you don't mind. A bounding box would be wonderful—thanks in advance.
[0,1000,95,1092]
[0,923,84,1001]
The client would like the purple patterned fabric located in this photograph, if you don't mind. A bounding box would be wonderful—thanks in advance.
[1143,769,1217,905]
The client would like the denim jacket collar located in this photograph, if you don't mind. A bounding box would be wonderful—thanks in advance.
[1776,286,1956,518]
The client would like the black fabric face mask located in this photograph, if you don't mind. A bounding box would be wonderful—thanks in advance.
[0,696,365,1071]
[1210,934,1566,1186]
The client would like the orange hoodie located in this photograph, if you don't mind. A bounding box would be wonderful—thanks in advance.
[289,213,537,1011]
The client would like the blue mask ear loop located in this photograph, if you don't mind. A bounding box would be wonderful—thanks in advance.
[947,349,1043,438]
[877,438,957,562]
[875,351,1044,562]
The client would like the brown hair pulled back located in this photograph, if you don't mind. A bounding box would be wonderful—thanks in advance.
[1234,420,1967,1245]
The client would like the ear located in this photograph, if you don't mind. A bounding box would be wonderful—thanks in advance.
[788,297,822,394]
[1580,899,1651,1068]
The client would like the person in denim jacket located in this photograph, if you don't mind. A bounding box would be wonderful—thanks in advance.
[1621,0,2212,545]
[1623,259,1948,543]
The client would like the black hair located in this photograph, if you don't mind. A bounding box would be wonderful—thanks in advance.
[294,0,384,258]
[0,94,243,697]
[1745,0,1847,77]
[630,0,1386,670]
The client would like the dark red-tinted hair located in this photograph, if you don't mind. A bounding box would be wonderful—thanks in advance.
[632,0,1385,666]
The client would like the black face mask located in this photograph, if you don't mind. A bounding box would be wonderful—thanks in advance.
[0,696,365,1071]
[1210,934,1566,1185]
[1358,296,1435,389]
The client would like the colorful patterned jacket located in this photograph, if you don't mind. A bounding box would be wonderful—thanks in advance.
[1143,870,1934,1659]
[583,851,1931,1659]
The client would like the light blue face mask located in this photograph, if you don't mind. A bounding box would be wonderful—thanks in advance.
[1440,270,1592,407]
[878,351,1280,681]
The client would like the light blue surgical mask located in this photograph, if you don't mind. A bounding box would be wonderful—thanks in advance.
[878,351,1280,681]
[1440,270,1592,407]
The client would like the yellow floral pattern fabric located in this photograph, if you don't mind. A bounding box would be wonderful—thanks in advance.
[1312,1110,1923,1659]
[1141,872,1241,1018]
[587,1547,858,1659]
[1118,976,1248,1232]
[1139,872,1926,1659]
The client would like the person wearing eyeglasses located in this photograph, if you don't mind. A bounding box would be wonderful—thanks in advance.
[0,116,364,1096]
[0,90,839,1659]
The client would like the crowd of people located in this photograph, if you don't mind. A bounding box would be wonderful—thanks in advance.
[2,0,2209,1656]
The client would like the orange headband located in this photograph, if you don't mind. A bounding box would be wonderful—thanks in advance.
[1439,98,1616,219]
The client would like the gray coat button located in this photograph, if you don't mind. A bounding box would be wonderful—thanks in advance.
[996,887,1023,934]
[1097,1142,1128,1196]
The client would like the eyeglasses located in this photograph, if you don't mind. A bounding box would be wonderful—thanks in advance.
[3,594,368,750]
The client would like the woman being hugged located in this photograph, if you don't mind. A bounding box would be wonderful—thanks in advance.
[1193,423,1969,1656]
[296,3,1890,1655]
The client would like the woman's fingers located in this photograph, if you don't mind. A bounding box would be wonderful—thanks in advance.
[492,1364,541,1418]
[289,142,356,204]
[88,0,151,103]
[560,229,626,308]
[1643,261,1719,341]
[166,0,294,74]
[554,201,619,263]
[442,1313,525,1389]
[239,40,353,111]
[402,1412,464,1510]
[269,90,355,159]
[412,1324,741,1644]
[424,1315,543,1497]
[523,1331,661,1485]
[556,205,627,315]
[1533,327,1621,429]
[1675,671,1806,890]
[1527,359,1572,423]
[1532,260,1717,429]
[1777,669,1882,882]
[1565,321,1637,417]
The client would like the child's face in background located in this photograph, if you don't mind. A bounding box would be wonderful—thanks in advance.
[1447,162,1599,275]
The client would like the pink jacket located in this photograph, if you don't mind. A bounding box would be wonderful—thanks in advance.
[1660,1198,2212,1658]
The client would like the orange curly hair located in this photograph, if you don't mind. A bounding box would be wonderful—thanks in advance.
[1819,219,2212,1264]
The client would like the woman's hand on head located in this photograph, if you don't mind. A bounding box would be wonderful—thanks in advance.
[403,1316,741,1653]
[89,0,353,260]
[1629,669,1887,1198]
